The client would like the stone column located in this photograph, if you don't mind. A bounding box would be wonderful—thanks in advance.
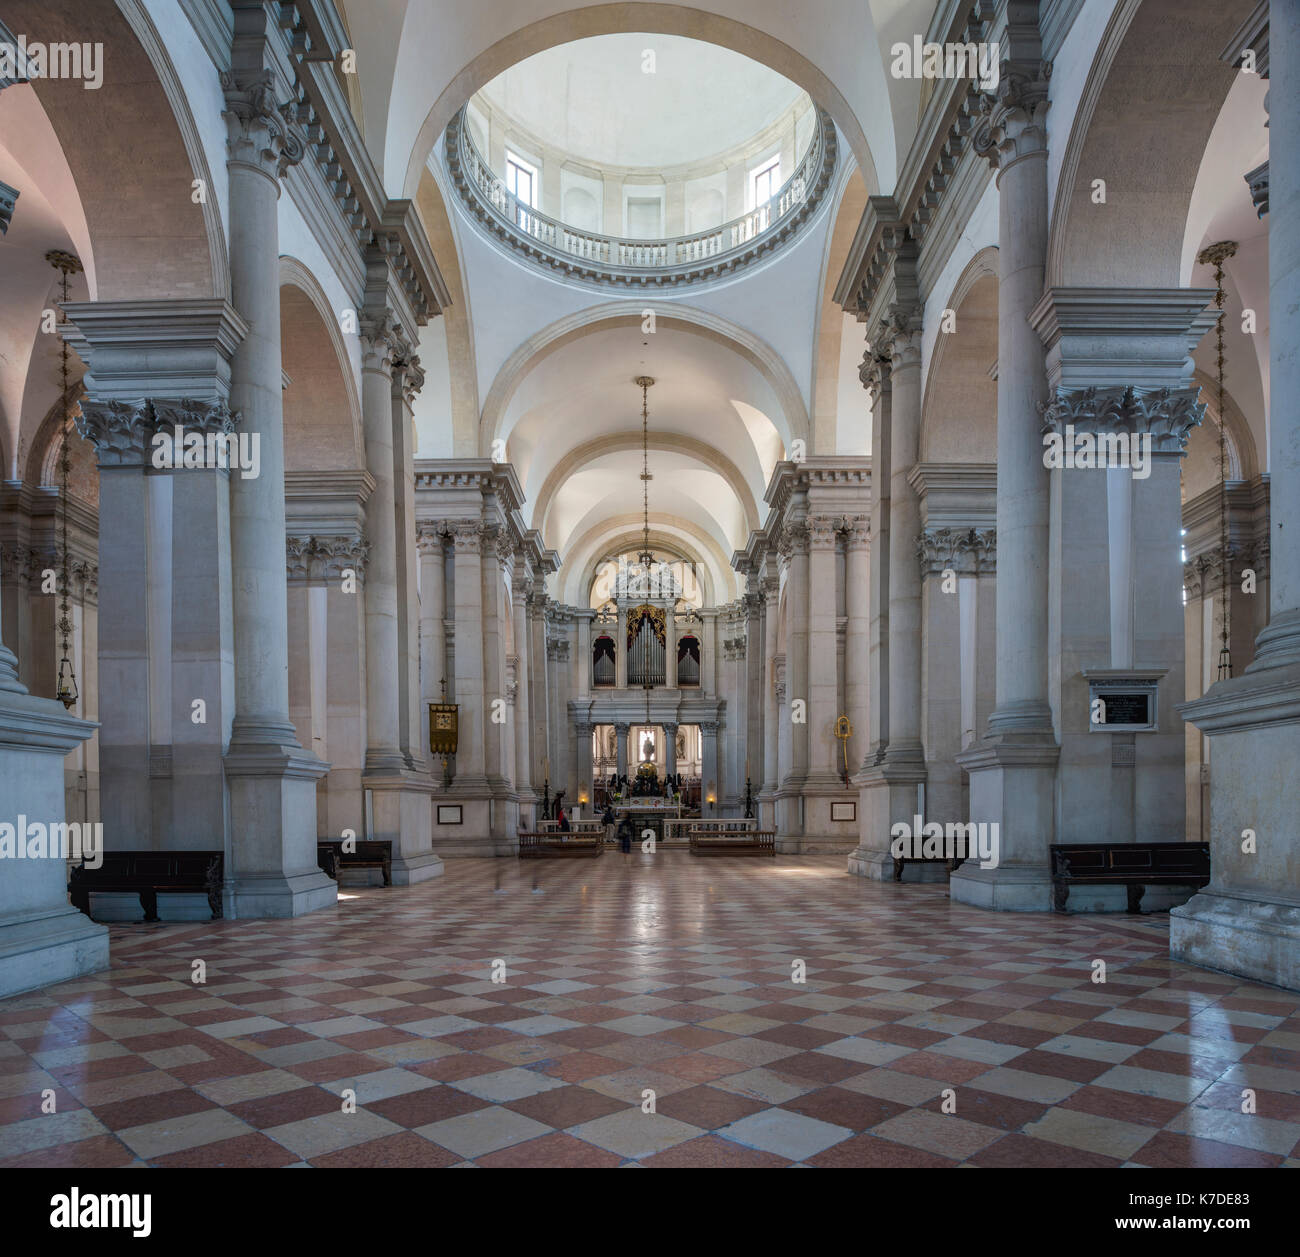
[761,573,780,826]
[663,720,679,778]
[358,314,406,772]
[449,521,487,789]
[615,721,629,779]
[76,403,153,852]
[220,55,332,916]
[807,516,841,784]
[481,526,507,790]
[864,349,892,762]
[574,721,594,807]
[391,353,427,769]
[854,306,929,879]
[701,720,720,816]
[843,517,871,781]
[418,524,447,768]
[744,589,765,797]
[777,515,810,841]
[950,28,1059,909]
[512,563,534,824]
[576,608,592,696]
[1172,0,1300,987]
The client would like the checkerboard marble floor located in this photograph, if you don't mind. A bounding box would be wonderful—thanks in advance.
[3,855,1299,1168]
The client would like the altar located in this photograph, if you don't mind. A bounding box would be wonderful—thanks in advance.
[613,798,681,843]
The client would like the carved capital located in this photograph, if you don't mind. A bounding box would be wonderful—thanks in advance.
[778,518,810,559]
[808,515,840,551]
[150,398,240,441]
[1244,161,1269,219]
[392,354,425,406]
[840,514,871,549]
[287,535,369,583]
[75,398,153,466]
[451,520,484,553]
[973,63,1051,171]
[220,70,305,181]
[358,308,409,374]
[417,522,448,556]
[1041,385,1205,455]
[918,526,997,577]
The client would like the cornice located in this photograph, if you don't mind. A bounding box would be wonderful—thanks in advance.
[907,462,998,497]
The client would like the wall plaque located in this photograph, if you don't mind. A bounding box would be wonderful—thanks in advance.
[1085,672,1161,733]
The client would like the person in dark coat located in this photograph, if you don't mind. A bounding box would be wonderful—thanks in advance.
[556,802,571,832]
[616,815,634,860]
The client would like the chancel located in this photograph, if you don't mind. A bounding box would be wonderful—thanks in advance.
[0,0,1296,1183]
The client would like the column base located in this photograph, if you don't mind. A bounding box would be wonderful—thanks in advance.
[0,685,105,997]
[1170,891,1300,991]
[364,769,444,885]
[0,906,110,1000]
[949,734,1059,910]
[224,738,335,918]
[432,790,516,856]
[1176,657,1300,989]
[849,756,931,880]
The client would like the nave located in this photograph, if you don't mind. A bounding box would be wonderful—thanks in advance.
[2,857,1298,1169]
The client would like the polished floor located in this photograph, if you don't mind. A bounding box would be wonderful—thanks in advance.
[2,854,1299,1168]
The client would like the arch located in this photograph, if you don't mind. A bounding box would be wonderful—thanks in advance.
[398,3,881,205]
[481,300,810,453]
[1046,0,1246,288]
[562,521,732,606]
[534,432,762,536]
[6,0,222,301]
[920,246,999,463]
[278,260,365,472]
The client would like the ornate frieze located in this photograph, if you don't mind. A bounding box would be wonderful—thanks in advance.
[220,69,305,181]
[917,526,997,577]
[1040,385,1204,455]
[286,535,369,583]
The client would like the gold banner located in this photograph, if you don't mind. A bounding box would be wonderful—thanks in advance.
[428,703,459,755]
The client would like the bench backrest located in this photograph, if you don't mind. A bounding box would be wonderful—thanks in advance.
[71,851,222,882]
[1050,842,1210,878]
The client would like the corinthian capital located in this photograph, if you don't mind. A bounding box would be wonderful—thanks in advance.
[974,62,1051,171]
[220,70,305,180]
[358,308,409,373]
[1040,385,1204,455]
[75,398,154,467]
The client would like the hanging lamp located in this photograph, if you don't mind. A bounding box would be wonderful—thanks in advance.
[1196,240,1237,682]
[46,249,82,710]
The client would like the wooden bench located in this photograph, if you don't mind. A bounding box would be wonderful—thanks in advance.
[689,829,776,857]
[893,853,966,881]
[1050,841,1210,912]
[69,851,223,922]
[317,839,392,885]
[518,831,604,858]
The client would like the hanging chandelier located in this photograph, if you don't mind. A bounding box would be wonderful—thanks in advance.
[1197,240,1238,682]
[47,249,82,710]
[635,374,657,570]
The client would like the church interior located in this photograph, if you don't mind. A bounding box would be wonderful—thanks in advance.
[0,0,1297,1182]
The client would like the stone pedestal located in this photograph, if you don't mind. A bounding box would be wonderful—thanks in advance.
[0,683,106,998]
[1172,0,1300,988]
